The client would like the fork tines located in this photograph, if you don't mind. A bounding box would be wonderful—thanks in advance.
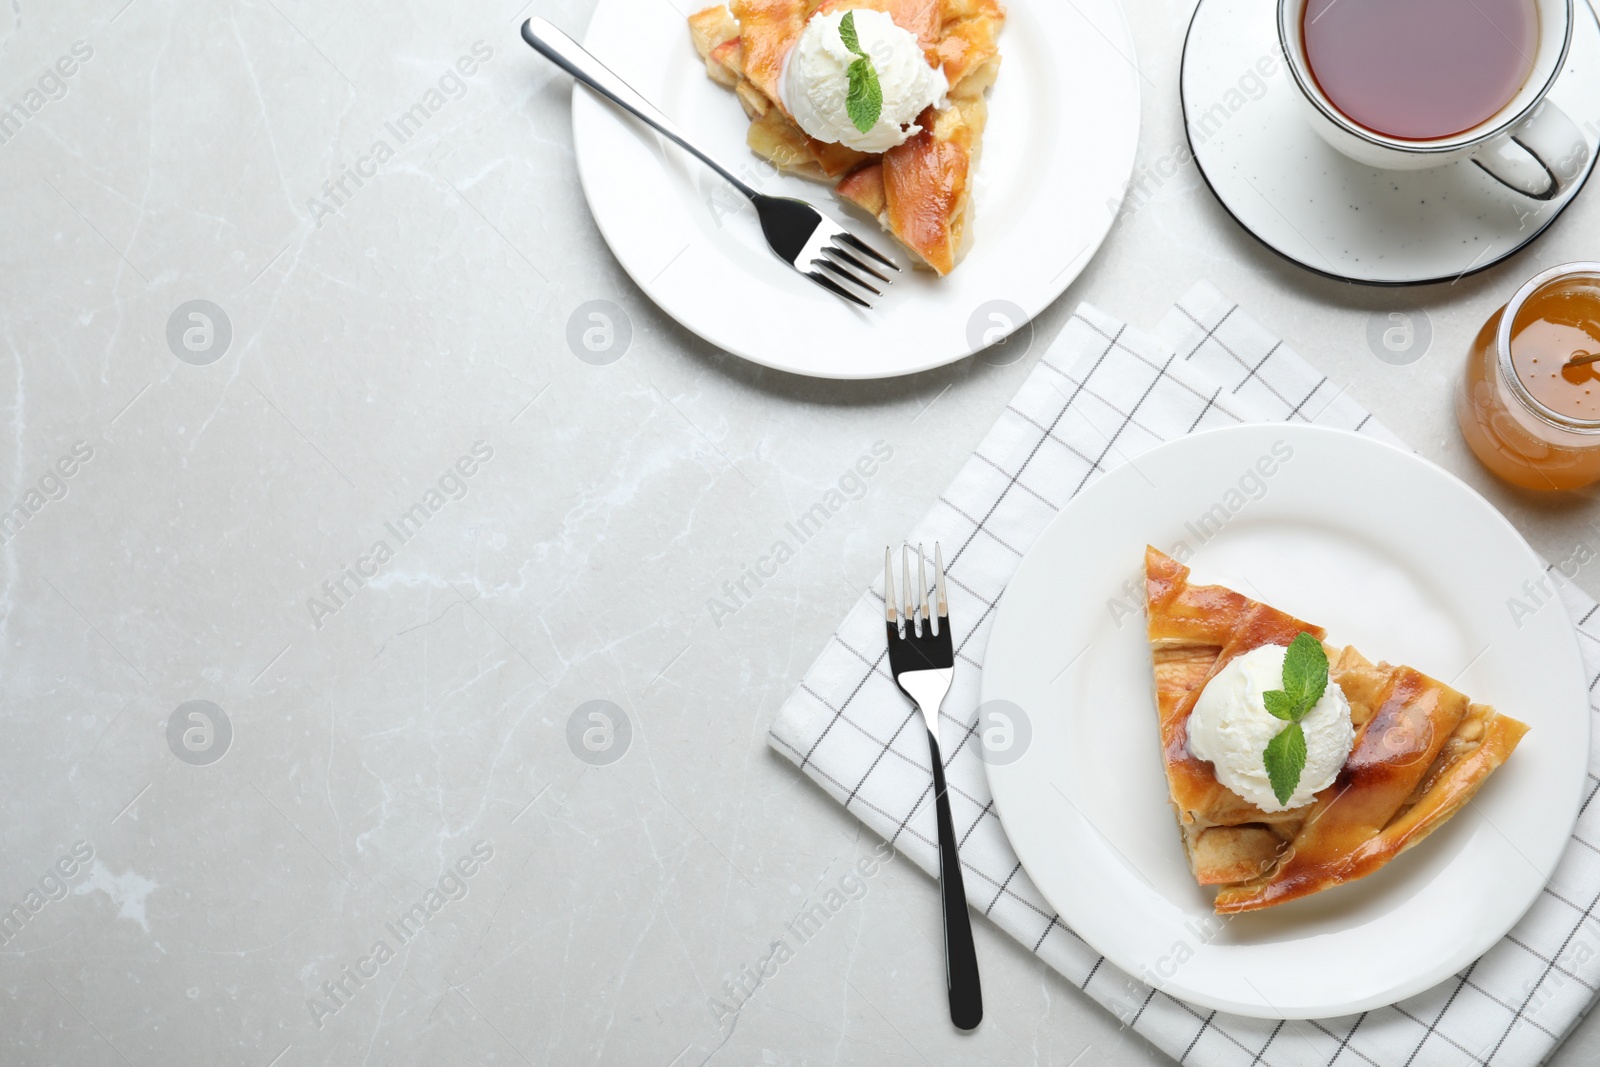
[804,226,899,309]
[885,542,948,639]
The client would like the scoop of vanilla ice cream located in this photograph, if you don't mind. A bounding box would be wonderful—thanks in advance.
[1187,644,1355,812]
[781,9,948,153]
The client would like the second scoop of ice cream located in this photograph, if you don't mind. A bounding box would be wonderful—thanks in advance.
[781,9,948,153]
[1187,643,1355,812]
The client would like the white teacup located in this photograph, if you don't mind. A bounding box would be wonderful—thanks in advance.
[1278,0,1589,199]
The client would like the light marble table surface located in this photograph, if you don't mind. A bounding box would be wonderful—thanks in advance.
[3,0,1600,1065]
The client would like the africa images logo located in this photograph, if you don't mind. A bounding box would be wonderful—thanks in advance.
[0,41,93,148]
[303,42,494,228]
[304,442,493,629]
[305,841,494,1029]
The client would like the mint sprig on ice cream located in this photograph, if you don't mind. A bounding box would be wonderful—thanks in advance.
[1261,632,1330,806]
[838,12,884,134]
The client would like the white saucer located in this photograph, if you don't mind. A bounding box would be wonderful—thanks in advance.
[568,0,1140,379]
[1180,0,1600,285]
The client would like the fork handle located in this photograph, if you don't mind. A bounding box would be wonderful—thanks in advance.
[927,731,984,1030]
[522,18,759,200]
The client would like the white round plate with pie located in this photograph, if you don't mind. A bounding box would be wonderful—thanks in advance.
[980,424,1590,1019]
[566,0,1141,379]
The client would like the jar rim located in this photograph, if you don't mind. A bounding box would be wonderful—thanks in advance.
[1495,261,1600,433]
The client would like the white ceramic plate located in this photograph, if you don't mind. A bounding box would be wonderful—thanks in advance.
[1180,0,1600,285]
[980,424,1590,1019]
[568,0,1141,378]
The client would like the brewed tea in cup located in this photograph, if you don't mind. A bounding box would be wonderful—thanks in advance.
[1303,0,1537,141]
[1278,0,1588,198]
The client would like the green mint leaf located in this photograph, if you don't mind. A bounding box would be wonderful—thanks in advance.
[1261,690,1298,721]
[839,13,882,133]
[1280,632,1328,717]
[1264,721,1307,806]
[845,57,882,133]
[839,10,864,57]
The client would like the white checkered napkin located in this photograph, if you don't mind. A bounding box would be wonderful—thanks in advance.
[1154,283,1406,448]
[769,281,1600,1066]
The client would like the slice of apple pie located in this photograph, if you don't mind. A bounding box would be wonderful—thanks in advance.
[1144,545,1528,913]
[687,0,1004,274]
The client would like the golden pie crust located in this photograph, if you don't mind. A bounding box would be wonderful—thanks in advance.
[687,0,1004,274]
[1144,545,1529,913]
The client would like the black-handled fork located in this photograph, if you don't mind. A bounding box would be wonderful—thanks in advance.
[520,17,900,307]
[885,543,983,1031]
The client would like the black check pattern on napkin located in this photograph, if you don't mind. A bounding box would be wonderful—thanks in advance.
[769,282,1600,1067]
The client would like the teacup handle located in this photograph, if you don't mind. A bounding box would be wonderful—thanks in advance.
[1470,100,1590,201]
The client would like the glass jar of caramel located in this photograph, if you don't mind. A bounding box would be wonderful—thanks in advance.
[1457,262,1600,491]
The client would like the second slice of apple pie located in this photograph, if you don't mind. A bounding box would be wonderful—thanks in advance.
[1144,545,1528,913]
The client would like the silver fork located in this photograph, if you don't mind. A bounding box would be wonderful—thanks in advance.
[522,17,900,308]
[885,543,983,1031]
